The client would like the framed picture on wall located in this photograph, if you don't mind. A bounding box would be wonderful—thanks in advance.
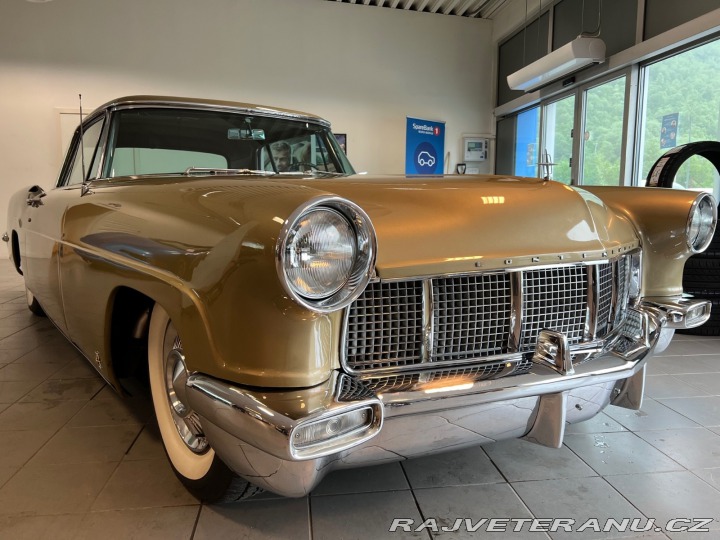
[335,133,347,154]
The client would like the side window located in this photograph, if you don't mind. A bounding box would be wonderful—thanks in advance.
[65,119,105,186]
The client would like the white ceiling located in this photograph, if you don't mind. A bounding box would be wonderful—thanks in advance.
[327,0,509,19]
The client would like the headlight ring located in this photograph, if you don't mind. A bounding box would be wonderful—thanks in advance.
[276,197,376,312]
[686,193,718,253]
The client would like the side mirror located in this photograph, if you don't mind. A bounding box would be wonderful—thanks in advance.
[26,185,46,207]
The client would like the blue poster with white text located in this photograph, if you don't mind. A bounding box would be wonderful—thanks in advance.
[406,117,445,175]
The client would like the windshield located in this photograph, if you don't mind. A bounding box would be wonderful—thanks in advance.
[102,107,355,178]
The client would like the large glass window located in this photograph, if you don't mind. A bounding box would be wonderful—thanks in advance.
[542,95,575,183]
[638,39,720,200]
[514,107,540,177]
[581,76,626,185]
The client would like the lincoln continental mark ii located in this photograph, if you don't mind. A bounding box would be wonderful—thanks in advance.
[4,96,717,502]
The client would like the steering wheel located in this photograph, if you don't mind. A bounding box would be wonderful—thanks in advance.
[288,162,320,172]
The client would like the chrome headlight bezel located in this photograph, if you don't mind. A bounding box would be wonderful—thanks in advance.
[686,193,718,253]
[276,196,376,313]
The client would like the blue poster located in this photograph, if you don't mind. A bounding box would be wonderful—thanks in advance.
[514,109,539,177]
[661,113,679,149]
[406,117,445,175]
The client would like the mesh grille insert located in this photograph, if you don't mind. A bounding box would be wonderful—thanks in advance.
[344,280,423,370]
[596,263,614,337]
[432,273,511,362]
[520,266,588,350]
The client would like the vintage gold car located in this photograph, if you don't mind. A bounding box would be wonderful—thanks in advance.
[4,96,718,502]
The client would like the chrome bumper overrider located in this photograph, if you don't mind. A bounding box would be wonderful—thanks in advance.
[184,298,709,497]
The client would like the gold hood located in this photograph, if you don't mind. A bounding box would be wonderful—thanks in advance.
[302,175,639,278]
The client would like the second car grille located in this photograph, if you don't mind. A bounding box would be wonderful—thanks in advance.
[343,258,631,374]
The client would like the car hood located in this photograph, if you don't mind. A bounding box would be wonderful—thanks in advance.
[88,174,639,280]
[292,175,639,278]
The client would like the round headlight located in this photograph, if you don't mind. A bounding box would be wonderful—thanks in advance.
[277,197,376,312]
[687,193,717,252]
[284,208,356,299]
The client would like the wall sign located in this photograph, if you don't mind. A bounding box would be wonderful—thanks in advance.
[406,117,445,174]
[661,113,679,149]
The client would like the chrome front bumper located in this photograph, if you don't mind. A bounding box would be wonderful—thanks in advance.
[185,298,710,497]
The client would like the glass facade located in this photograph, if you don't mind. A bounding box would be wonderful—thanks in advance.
[581,76,626,186]
[638,40,720,200]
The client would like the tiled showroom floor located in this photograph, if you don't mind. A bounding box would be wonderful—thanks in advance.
[0,259,719,539]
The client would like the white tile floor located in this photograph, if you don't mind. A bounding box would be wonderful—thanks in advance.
[0,259,719,539]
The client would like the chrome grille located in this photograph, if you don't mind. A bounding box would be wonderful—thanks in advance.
[344,281,423,370]
[614,256,631,328]
[432,273,512,361]
[360,358,533,394]
[596,262,614,336]
[520,266,588,350]
[343,256,632,374]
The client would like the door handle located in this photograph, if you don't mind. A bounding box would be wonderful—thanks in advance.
[26,186,46,207]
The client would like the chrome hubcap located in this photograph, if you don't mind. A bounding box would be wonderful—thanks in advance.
[164,336,208,454]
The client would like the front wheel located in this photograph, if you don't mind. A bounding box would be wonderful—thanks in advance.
[147,304,261,502]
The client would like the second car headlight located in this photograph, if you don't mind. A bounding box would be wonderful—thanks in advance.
[277,197,376,312]
[687,193,717,253]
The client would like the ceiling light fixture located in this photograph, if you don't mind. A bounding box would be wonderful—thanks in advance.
[508,0,605,93]
[507,36,606,92]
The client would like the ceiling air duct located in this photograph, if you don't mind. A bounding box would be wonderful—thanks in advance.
[507,36,606,92]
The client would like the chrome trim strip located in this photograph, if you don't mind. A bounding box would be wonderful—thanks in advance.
[375,259,631,283]
[90,109,112,183]
[107,100,331,128]
[421,279,433,363]
[509,271,523,352]
[587,264,597,340]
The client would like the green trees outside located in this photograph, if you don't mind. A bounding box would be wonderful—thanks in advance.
[545,76,626,186]
[640,39,720,192]
[541,38,720,193]
[581,76,626,186]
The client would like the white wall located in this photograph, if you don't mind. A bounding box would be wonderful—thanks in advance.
[0,0,494,257]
